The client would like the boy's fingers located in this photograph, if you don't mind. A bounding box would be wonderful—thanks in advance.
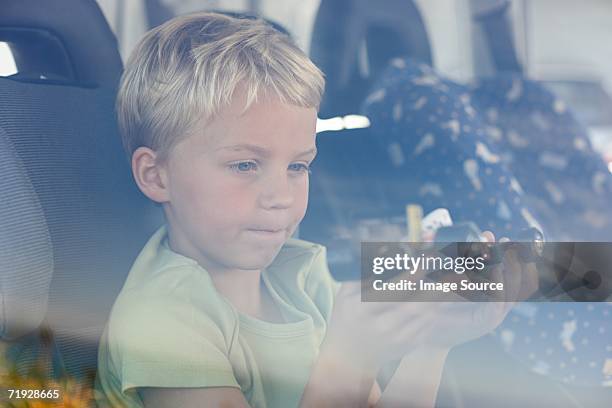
[426,302,509,346]
[517,263,539,300]
[481,230,495,243]
[483,263,506,302]
[502,248,523,302]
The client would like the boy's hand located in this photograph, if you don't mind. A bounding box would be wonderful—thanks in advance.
[419,231,539,350]
[307,231,539,408]
[323,231,539,368]
[323,280,445,368]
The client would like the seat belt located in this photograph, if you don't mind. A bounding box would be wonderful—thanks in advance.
[472,0,523,73]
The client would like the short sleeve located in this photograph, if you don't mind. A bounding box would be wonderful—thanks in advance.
[304,245,341,323]
[108,293,239,395]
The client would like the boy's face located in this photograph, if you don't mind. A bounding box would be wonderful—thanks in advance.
[160,91,317,274]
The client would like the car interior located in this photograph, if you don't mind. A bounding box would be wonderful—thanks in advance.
[1,0,612,406]
[0,0,161,390]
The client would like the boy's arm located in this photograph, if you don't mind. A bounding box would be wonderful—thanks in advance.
[299,344,448,408]
[369,380,383,407]
[138,376,380,408]
[139,386,250,408]
[299,340,379,408]
[374,347,449,408]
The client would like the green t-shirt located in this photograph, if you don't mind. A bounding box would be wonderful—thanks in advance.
[95,226,341,408]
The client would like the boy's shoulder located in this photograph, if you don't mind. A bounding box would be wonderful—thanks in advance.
[273,236,325,263]
[111,228,336,325]
[267,237,338,297]
[267,237,327,277]
[110,226,235,329]
[120,225,200,291]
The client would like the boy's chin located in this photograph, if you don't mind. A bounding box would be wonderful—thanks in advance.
[235,244,285,270]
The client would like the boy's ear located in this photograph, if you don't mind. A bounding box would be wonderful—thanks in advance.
[131,147,170,203]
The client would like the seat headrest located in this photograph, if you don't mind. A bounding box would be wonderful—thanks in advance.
[471,0,510,18]
[215,11,291,36]
[0,0,123,87]
[145,5,292,37]
[310,0,432,117]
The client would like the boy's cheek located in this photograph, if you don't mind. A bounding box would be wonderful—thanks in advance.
[289,201,309,236]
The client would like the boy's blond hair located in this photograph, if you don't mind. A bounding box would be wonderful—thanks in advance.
[117,12,325,160]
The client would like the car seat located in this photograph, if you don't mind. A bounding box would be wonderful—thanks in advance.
[362,54,612,408]
[302,0,437,280]
[0,0,122,86]
[306,0,612,404]
[310,0,432,118]
[0,0,161,389]
[468,3,612,399]
[471,75,612,241]
[361,57,537,238]
[469,0,612,241]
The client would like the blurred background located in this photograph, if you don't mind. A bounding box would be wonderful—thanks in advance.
[3,0,612,163]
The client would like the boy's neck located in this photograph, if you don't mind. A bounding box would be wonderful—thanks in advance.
[210,267,262,309]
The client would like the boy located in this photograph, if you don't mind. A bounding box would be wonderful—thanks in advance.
[96,12,525,408]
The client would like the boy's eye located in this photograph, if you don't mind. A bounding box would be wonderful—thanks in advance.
[230,161,258,173]
[289,163,311,174]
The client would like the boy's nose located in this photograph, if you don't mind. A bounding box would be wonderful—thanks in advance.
[258,173,295,210]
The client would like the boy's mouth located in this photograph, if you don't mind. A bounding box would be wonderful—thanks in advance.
[246,227,286,239]
[248,228,284,234]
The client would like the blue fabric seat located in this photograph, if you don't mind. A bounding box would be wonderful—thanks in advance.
[302,58,539,280]
[361,56,612,394]
[0,0,162,385]
[361,57,538,239]
[471,75,612,241]
[467,76,612,389]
